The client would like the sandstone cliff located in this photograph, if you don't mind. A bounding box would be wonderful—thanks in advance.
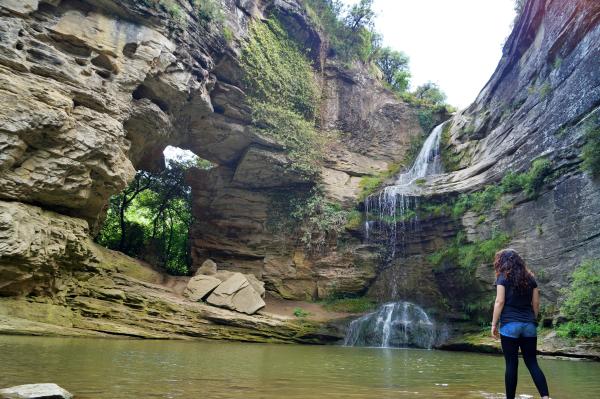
[364,0,599,355]
[0,0,439,340]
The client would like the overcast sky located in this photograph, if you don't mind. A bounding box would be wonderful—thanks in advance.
[342,0,516,109]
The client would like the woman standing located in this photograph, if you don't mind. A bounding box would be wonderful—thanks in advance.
[491,248,550,399]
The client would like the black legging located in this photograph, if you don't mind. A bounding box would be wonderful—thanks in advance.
[500,335,549,398]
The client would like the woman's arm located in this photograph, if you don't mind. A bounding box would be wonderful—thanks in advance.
[532,287,540,318]
[491,285,506,338]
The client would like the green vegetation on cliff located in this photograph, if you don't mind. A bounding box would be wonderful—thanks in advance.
[581,123,600,178]
[305,0,380,62]
[428,231,511,272]
[557,259,600,338]
[241,18,323,175]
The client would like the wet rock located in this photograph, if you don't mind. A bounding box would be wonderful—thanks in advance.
[206,273,266,315]
[183,275,221,302]
[0,383,72,399]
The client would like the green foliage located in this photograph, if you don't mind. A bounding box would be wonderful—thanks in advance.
[358,175,384,201]
[242,19,318,120]
[291,190,349,252]
[552,57,563,70]
[241,18,323,175]
[417,109,436,133]
[222,26,233,43]
[413,81,447,106]
[95,156,203,275]
[192,0,223,22]
[250,102,324,175]
[450,158,554,219]
[304,0,380,62]
[556,321,600,339]
[321,297,377,313]
[344,210,363,230]
[539,82,552,99]
[376,47,410,93]
[293,307,310,318]
[429,231,511,271]
[440,122,462,172]
[560,259,600,325]
[581,123,600,178]
[357,163,401,201]
[148,0,186,26]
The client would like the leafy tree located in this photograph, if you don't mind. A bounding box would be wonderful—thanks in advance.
[412,81,447,106]
[95,155,210,275]
[305,0,380,62]
[344,0,376,32]
[376,47,411,93]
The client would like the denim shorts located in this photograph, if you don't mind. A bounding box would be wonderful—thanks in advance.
[500,322,537,338]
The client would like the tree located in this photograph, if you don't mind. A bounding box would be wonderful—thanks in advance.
[413,81,447,106]
[376,47,411,92]
[344,0,376,32]
[95,155,210,275]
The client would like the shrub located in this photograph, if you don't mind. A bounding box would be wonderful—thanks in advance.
[288,190,349,253]
[293,307,310,318]
[560,259,600,324]
[429,231,511,271]
[344,210,363,230]
[581,124,600,178]
[556,321,600,339]
[417,109,435,133]
[192,0,223,22]
[521,158,552,198]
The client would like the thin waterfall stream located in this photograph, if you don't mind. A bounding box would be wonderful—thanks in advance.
[345,122,448,349]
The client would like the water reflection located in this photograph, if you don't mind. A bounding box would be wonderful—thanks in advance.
[0,336,598,399]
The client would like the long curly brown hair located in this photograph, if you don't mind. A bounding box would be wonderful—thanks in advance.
[494,248,534,292]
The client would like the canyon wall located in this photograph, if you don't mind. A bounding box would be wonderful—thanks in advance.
[0,0,441,339]
[368,0,600,332]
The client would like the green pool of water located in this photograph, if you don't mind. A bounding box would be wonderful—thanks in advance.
[0,336,598,398]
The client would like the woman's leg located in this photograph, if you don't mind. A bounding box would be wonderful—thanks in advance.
[520,336,549,398]
[500,334,520,399]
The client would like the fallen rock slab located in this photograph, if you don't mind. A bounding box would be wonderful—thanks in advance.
[0,383,73,399]
[206,272,265,315]
[183,275,221,301]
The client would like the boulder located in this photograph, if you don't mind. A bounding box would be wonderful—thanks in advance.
[206,273,265,315]
[183,275,221,302]
[195,259,217,276]
[245,273,266,298]
[0,383,72,399]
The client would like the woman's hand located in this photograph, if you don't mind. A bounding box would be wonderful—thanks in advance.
[491,324,499,339]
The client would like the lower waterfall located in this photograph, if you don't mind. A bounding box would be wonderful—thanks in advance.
[343,301,442,349]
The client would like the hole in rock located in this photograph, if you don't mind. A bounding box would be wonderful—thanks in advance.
[93,146,213,277]
[213,104,226,114]
[95,69,111,79]
[132,84,170,112]
[15,41,24,50]
[91,53,117,73]
[122,42,138,58]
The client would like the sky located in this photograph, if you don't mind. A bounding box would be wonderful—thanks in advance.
[342,0,516,109]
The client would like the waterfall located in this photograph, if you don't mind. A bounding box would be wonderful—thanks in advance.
[347,124,449,350]
[364,122,446,256]
[343,301,438,349]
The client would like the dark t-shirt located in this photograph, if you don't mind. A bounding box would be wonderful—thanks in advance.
[495,274,538,324]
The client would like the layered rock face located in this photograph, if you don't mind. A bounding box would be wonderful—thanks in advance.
[368,0,600,328]
[0,0,436,339]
